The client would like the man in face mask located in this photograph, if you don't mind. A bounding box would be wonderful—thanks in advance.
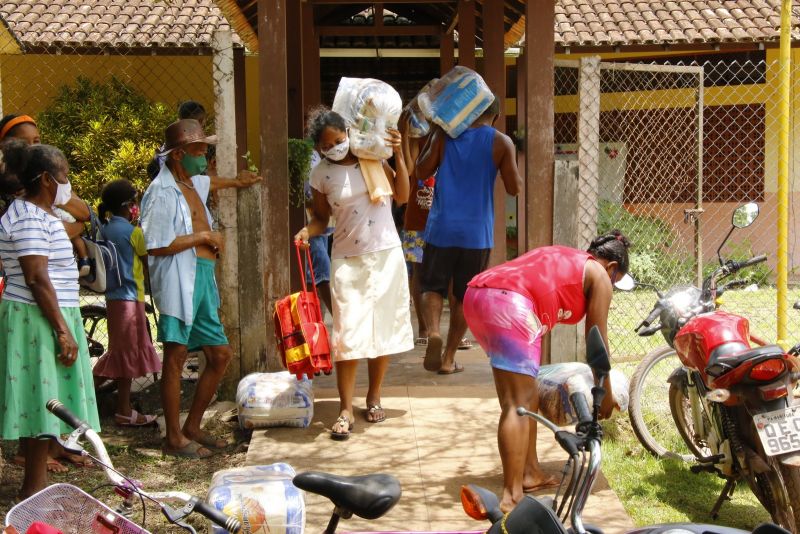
[140,119,261,458]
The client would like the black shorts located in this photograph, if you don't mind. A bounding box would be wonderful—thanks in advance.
[420,244,491,301]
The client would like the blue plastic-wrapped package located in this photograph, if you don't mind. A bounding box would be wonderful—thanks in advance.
[417,67,494,139]
[208,463,305,534]
[236,372,314,429]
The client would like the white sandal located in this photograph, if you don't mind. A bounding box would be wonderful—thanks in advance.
[114,409,157,427]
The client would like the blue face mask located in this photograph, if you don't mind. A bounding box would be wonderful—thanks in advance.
[181,153,208,176]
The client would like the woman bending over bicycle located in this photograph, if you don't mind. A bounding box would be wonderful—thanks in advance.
[463,231,630,513]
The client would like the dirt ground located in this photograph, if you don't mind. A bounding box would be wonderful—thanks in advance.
[0,380,248,533]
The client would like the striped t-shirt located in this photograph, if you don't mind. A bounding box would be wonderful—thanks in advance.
[0,199,79,307]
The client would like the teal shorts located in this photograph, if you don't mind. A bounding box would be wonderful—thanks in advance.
[157,258,229,351]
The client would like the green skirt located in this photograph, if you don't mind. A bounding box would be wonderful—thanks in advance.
[0,299,100,439]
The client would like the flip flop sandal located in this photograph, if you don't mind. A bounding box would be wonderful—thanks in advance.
[457,338,473,350]
[192,432,228,449]
[423,335,444,371]
[437,362,465,375]
[12,455,68,473]
[414,337,428,346]
[366,404,386,423]
[114,409,157,427]
[523,475,562,493]
[162,440,214,459]
[331,415,353,441]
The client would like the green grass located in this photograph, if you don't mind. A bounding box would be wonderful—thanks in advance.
[601,415,772,529]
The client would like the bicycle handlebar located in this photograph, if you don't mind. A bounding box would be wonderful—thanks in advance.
[46,399,241,533]
[570,392,592,425]
[192,498,242,533]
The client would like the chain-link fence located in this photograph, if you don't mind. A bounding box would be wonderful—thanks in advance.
[555,56,800,367]
[0,18,230,393]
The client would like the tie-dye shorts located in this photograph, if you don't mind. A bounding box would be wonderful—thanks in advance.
[463,286,544,377]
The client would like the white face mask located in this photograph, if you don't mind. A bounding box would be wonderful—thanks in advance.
[322,137,350,162]
[52,179,72,207]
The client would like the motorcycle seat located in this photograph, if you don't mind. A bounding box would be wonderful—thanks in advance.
[292,471,401,519]
[706,343,785,378]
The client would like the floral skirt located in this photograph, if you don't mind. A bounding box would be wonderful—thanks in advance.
[0,300,100,439]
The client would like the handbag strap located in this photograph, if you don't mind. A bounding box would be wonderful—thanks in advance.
[294,241,320,302]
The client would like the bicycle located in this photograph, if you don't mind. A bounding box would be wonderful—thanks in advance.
[4,400,241,534]
[81,295,200,393]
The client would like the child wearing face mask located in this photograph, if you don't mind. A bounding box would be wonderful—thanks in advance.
[93,179,161,427]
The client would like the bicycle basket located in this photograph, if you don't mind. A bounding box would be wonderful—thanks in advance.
[5,483,148,534]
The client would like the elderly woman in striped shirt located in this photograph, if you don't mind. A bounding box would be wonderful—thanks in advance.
[0,139,99,499]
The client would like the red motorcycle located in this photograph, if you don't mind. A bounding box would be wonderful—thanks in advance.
[629,203,800,531]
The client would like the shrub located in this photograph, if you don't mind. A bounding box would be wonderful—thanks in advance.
[37,76,174,208]
[597,200,694,287]
[288,138,314,207]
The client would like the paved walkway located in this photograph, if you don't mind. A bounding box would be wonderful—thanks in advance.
[247,314,633,533]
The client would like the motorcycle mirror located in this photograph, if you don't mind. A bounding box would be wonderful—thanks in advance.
[732,202,759,228]
[586,325,611,377]
[614,274,636,291]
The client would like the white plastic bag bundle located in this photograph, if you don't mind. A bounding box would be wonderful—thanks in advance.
[537,362,629,426]
[207,463,305,534]
[332,77,402,160]
[237,372,313,429]
[405,79,437,138]
[417,66,495,139]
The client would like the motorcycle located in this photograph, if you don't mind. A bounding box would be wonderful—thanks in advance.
[629,202,800,531]
[460,325,785,534]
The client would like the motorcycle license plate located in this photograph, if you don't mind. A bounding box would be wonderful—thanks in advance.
[753,405,800,456]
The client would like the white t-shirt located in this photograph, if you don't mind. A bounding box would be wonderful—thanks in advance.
[310,159,399,260]
[0,199,79,307]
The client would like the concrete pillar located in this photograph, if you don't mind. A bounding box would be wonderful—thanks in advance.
[212,29,242,395]
[577,56,602,249]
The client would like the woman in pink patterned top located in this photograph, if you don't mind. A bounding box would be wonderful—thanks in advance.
[463,230,631,513]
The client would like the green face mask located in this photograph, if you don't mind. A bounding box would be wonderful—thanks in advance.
[181,152,208,176]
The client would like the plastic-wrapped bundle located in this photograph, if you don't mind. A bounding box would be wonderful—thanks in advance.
[236,372,314,429]
[405,79,437,138]
[207,463,305,534]
[332,77,402,160]
[418,66,494,139]
[537,362,629,426]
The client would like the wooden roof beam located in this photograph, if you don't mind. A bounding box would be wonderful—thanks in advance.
[318,24,442,35]
[309,0,453,3]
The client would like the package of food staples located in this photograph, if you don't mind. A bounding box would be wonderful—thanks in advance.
[417,66,494,138]
[332,77,402,160]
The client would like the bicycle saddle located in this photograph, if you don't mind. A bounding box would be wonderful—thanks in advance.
[292,472,401,519]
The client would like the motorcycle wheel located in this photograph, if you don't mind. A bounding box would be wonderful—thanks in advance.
[778,463,800,533]
[668,380,711,460]
[745,457,799,533]
[628,346,696,462]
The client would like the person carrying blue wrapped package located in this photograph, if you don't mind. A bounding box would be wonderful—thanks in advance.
[415,96,522,375]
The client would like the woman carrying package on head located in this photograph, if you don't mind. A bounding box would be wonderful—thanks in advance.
[294,107,413,440]
[462,231,632,513]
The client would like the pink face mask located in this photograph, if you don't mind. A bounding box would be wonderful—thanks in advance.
[128,204,140,222]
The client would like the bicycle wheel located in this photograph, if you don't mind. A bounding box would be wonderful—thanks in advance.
[628,345,696,461]
[81,304,158,393]
[81,304,117,393]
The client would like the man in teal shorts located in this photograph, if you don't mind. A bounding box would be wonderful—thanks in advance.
[141,119,261,458]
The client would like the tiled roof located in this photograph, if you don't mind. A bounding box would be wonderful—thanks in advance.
[555,1,800,48]
[0,0,239,51]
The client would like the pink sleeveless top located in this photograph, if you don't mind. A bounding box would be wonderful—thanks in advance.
[468,245,594,331]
